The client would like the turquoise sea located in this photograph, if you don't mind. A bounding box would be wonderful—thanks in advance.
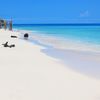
[13,24,100,52]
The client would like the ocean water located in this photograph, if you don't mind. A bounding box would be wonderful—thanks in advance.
[13,24,100,52]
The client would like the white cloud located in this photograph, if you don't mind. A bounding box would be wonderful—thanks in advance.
[80,10,90,17]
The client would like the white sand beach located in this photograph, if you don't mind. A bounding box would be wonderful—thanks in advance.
[0,29,100,100]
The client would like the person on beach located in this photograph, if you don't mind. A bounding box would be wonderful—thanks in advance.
[0,22,2,29]
[4,20,7,30]
[2,42,8,47]
[2,42,15,48]
[9,20,12,31]
[24,33,29,39]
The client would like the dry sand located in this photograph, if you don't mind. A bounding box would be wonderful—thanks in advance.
[0,29,100,100]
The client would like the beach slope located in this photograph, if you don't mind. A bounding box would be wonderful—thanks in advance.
[0,29,100,100]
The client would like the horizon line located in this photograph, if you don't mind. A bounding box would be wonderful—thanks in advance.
[13,23,100,26]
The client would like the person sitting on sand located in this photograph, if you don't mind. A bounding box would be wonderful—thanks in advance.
[2,42,15,48]
[24,33,29,39]
[2,42,8,47]
[11,35,18,38]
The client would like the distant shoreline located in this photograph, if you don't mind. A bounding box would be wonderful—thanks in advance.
[13,23,100,26]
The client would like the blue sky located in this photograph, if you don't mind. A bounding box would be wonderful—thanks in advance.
[0,0,100,23]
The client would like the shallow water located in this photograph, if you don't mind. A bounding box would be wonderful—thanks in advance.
[14,24,100,53]
[14,24,100,79]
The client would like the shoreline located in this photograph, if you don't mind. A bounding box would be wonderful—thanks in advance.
[14,28,100,53]
[12,28,100,79]
[0,29,100,100]
[42,47,100,79]
[14,28,100,79]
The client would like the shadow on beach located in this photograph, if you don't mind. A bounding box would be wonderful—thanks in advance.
[24,36,100,80]
[41,47,100,80]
